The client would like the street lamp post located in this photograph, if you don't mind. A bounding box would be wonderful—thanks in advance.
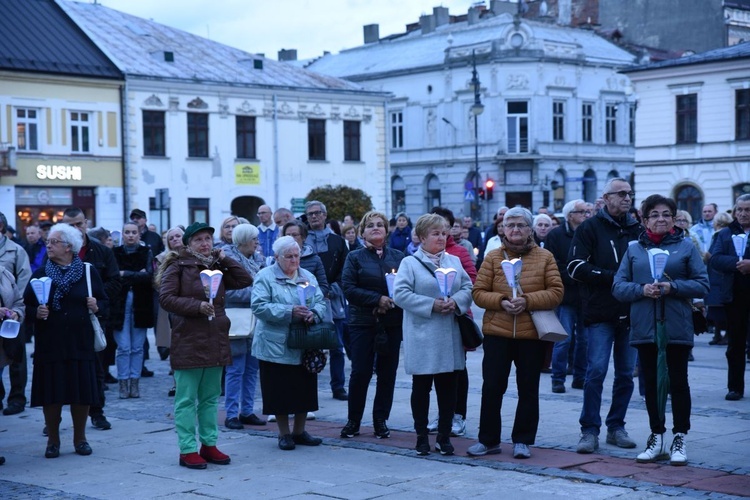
[470,50,484,224]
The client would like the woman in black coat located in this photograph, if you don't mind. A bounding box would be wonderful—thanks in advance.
[24,224,107,458]
[340,211,404,440]
[112,222,154,399]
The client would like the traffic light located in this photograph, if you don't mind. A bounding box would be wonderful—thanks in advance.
[485,179,495,200]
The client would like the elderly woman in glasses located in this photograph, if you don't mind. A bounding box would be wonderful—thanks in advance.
[251,236,327,451]
[468,207,563,460]
[24,223,108,459]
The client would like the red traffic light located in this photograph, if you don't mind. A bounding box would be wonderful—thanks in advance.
[485,179,495,189]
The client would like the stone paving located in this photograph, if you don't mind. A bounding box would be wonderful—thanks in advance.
[0,315,748,498]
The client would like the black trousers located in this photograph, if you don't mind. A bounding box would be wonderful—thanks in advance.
[725,299,750,395]
[0,336,27,407]
[88,354,107,419]
[636,343,691,434]
[346,323,401,422]
[411,371,458,436]
[477,335,546,446]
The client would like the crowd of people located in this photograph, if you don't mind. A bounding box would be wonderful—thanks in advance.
[0,181,749,469]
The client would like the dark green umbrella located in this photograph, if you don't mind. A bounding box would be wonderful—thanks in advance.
[654,291,670,428]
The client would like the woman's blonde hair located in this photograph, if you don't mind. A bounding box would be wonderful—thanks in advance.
[358,211,389,238]
[414,213,448,239]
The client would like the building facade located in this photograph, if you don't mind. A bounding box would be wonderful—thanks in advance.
[304,6,637,222]
[60,0,388,231]
[0,0,123,234]
[624,42,750,219]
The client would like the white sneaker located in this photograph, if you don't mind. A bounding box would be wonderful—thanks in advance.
[306,412,316,420]
[450,414,466,437]
[267,415,277,422]
[670,433,687,466]
[636,433,669,463]
[426,418,438,434]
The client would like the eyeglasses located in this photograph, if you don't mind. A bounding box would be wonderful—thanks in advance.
[222,224,238,230]
[606,190,635,198]
[306,210,324,218]
[570,210,592,215]
[46,239,68,246]
[674,218,688,224]
[504,223,530,230]
[646,212,674,220]
[280,254,300,260]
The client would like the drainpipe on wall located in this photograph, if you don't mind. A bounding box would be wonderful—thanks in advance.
[273,94,280,209]
[383,98,391,215]
[119,81,129,221]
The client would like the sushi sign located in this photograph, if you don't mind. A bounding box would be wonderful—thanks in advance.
[36,164,82,181]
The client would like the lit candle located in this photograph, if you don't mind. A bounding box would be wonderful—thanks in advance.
[385,269,396,298]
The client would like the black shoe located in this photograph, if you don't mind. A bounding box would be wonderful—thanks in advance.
[340,419,361,438]
[91,415,112,430]
[688,352,695,362]
[551,382,566,393]
[104,372,118,384]
[238,413,266,426]
[571,379,585,390]
[540,367,552,374]
[45,443,60,459]
[332,388,348,401]
[278,434,295,450]
[74,441,93,456]
[726,391,743,401]
[416,435,430,456]
[141,366,154,378]
[224,417,244,430]
[157,346,170,361]
[292,431,322,446]
[42,426,48,436]
[168,387,176,397]
[2,403,24,416]
[435,434,454,456]
[373,419,390,439]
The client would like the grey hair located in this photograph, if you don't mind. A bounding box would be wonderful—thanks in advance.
[533,214,552,226]
[735,194,750,206]
[0,212,6,232]
[676,210,692,225]
[272,235,299,256]
[49,223,83,253]
[562,199,585,219]
[503,207,533,227]
[602,177,629,196]
[305,200,327,214]
[232,223,259,245]
[496,206,509,217]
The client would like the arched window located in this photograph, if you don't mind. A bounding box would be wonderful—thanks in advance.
[425,174,441,211]
[607,169,619,180]
[392,176,406,216]
[231,196,265,226]
[583,168,597,203]
[675,184,703,223]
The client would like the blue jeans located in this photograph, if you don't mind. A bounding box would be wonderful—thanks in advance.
[224,340,259,419]
[551,305,587,385]
[579,320,636,435]
[114,291,146,380]
[329,318,346,392]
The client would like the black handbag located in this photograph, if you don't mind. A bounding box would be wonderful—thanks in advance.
[287,321,340,350]
[692,306,707,335]
[456,314,483,349]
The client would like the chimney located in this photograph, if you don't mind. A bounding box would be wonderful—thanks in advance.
[277,49,297,61]
[433,6,449,27]
[363,24,380,44]
[420,14,436,34]
[558,0,572,25]
[490,0,516,16]
[468,6,481,25]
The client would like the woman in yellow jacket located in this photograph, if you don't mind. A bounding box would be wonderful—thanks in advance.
[467,207,563,459]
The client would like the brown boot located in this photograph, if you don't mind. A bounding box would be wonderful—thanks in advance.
[129,378,140,398]
[119,380,129,399]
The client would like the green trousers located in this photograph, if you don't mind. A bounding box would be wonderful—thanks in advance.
[173,366,223,454]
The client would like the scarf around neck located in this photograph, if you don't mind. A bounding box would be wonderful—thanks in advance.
[307,228,332,254]
[45,256,84,310]
[421,248,444,266]
[186,246,218,268]
[501,235,535,256]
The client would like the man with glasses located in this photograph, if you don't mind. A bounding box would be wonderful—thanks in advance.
[129,209,164,255]
[568,178,643,454]
[546,199,591,394]
[62,207,122,430]
[256,205,278,261]
[304,201,349,401]
[0,211,31,416]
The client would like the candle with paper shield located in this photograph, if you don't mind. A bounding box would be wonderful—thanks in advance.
[500,258,523,298]
[30,277,52,320]
[434,268,457,300]
[647,248,670,283]
[385,270,396,298]
[731,233,748,260]
[199,270,223,321]
[297,282,316,306]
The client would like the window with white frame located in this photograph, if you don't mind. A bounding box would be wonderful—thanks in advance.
[16,108,39,151]
[582,102,594,143]
[605,103,617,144]
[629,104,636,145]
[676,94,697,144]
[552,100,565,141]
[390,111,403,149]
[507,101,529,153]
[70,111,91,153]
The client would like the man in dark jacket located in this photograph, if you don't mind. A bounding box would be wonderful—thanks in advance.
[546,199,591,394]
[129,208,164,255]
[304,201,349,401]
[567,178,643,454]
[708,193,750,401]
[63,207,122,430]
